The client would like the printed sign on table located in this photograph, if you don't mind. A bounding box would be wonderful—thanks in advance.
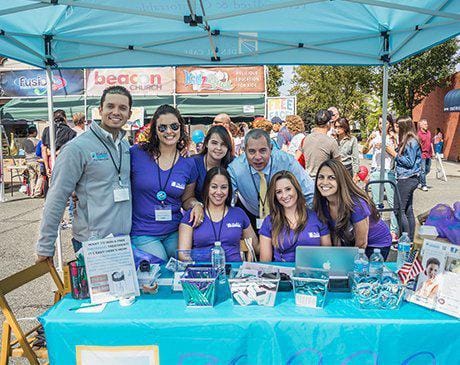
[0,69,84,97]
[266,96,296,121]
[86,68,174,96]
[76,345,159,365]
[83,235,140,304]
[176,66,265,93]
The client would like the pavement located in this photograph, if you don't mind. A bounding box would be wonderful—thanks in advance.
[0,159,459,363]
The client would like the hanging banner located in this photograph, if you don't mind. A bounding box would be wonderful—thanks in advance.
[266,96,297,121]
[91,107,144,131]
[0,69,83,97]
[176,66,265,94]
[86,68,174,96]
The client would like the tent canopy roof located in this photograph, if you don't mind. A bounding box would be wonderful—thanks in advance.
[0,1,459,69]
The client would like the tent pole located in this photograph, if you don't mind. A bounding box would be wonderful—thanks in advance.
[83,68,88,131]
[0,122,6,203]
[379,62,389,205]
[46,67,63,274]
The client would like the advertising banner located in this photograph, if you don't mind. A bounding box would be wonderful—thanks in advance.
[0,69,83,97]
[266,96,297,121]
[87,68,174,96]
[176,66,265,93]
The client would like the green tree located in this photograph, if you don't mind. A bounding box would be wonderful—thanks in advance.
[289,65,377,128]
[267,65,284,96]
[388,39,458,117]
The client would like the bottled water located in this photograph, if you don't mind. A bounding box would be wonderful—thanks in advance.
[211,241,226,283]
[369,249,384,278]
[396,232,412,270]
[353,248,369,276]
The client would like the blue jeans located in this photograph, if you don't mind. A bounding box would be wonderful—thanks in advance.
[420,158,431,187]
[131,232,178,261]
[369,170,399,235]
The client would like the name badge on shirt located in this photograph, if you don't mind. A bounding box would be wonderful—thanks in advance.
[155,205,172,221]
[256,218,264,229]
[113,187,130,202]
[309,232,320,238]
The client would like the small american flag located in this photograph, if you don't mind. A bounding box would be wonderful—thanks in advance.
[398,250,424,284]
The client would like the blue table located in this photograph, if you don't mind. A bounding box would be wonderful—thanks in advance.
[40,282,459,365]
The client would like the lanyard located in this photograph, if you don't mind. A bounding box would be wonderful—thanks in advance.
[248,158,273,211]
[91,129,122,182]
[156,149,178,203]
[207,207,226,243]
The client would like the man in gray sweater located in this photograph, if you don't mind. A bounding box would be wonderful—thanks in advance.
[36,86,133,263]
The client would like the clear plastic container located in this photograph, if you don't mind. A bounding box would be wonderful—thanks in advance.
[180,266,218,307]
[292,267,329,308]
[228,270,280,306]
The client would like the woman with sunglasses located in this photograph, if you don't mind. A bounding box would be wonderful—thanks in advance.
[130,105,204,261]
[259,171,331,262]
[178,167,258,261]
[192,125,234,202]
[314,159,392,259]
[334,118,359,181]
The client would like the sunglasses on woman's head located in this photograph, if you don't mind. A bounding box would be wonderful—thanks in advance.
[157,123,180,132]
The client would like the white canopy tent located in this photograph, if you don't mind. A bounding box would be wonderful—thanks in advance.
[0,0,459,268]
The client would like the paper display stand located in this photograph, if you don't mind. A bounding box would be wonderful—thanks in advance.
[435,153,447,182]
[405,238,460,318]
[83,235,140,304]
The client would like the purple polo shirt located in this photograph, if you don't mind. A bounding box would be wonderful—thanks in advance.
[259,209,329,262]
[191,154,207,203]
[181,207,250,262]
[130,145,198,236]
[324,197,391,248]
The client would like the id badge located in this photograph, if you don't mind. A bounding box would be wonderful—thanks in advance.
[256,218,264,229]
[155,205,172,221]
[113,187,130,202]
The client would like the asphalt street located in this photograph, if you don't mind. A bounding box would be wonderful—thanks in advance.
[0,159,459,363]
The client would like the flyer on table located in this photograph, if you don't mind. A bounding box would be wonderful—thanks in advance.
[83,236,140,304]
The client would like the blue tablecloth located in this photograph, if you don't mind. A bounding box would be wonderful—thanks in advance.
[40,280,459,365]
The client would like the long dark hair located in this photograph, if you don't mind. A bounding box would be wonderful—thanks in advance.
[141,104,189,158]
[397,117,419,154]
[313,159,380,244]
[267,171,307,249]
[53,109,67,124]
[201,167,233,209]
[335,117,351,137]
[200,125,233,168]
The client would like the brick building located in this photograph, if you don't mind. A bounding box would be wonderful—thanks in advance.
[413,72,460,161]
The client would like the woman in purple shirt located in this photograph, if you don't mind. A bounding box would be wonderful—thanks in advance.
[130,105,204,261]
[178,167,258,262]
[192,125,234,202]
[260,171,331,262]
[314,159,392,259]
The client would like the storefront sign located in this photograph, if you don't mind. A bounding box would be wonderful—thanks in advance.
[176,66,265,93]
[86,68,174,96]
[267,96,297,121]
[0,69,84,97]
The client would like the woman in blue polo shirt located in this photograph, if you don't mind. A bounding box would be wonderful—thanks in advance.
[259,171,331,262]
[313,159,392,259]
[178,167,257,261]
[192,125,234,202]
[130,105,204,261]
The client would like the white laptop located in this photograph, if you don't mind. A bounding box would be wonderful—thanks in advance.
[295,246,359,278]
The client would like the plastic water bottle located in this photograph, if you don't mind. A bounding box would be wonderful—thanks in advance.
[369,249,384,278]
[211,241,226,283]
[353,248,369,276]
[396,232,412,269]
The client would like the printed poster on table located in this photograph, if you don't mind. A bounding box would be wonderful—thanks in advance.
[83,235,140,304]
[76,345,159,365]
[405,239,460,318]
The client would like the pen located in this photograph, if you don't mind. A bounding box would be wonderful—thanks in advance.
[68,303,102,311]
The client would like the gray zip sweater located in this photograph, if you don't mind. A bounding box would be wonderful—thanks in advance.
[36,121,132,257]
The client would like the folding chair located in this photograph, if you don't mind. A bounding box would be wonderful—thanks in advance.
[0,260,65,365]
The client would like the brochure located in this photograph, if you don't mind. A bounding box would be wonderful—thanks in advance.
[83,235,140,304]
[406,239,460,318]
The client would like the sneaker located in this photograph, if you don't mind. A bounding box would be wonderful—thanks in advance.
[417,183,422,189]
[422,186,428,191]
[390,242,398,251]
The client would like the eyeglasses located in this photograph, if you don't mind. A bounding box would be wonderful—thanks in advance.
[157,123,180,132]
